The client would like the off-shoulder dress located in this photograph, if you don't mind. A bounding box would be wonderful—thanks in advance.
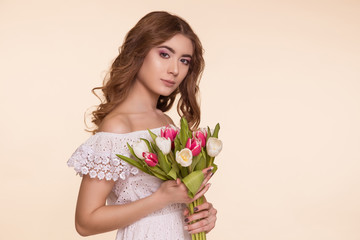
[67,127,191,240]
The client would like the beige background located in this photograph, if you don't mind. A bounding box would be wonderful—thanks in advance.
[1,0,359,239]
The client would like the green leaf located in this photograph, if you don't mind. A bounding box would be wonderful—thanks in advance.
[190,154,202,172]
[140,138,153,153]
[213,123,220,138]
[187,190,194,199]
[182,170,205,198]
[150,142,161,155]
[150,141,171,174]
[167,168,177,180]
[157,149,171,174]
[127,143,142,161]
[147,129,158,142]
[194,153,206,171]
[150,165,168,178]
[181,117,189,131]
[207,126,212,138]
[180,117,191,146]
[174,135,182,153]
[180,166,188,178]
[211,163,218,174]
[168,151,176,164]
[116,154,151,175]
[201,148,209,168]
[171,160,180,174]
[152,171,168,181]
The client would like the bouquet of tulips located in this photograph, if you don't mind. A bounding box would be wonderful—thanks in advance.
[116,117,222,240]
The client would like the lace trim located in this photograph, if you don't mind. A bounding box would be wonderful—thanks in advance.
[67,127,163,181]
[67,144,139,181]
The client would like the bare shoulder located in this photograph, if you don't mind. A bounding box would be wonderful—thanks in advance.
[163,113,175,125]
[97,114,131,134]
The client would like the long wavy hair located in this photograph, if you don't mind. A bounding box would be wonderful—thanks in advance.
[88,11,204,134]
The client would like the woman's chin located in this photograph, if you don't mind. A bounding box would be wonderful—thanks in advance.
[157,89,176,97]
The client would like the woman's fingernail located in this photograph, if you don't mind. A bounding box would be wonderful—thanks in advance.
[184,218,189,222]
[194,207,198,212]
[210,172,214,177]
[184,226,188,230]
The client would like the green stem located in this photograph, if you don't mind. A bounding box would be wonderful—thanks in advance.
[208,157,214,168]
[199,196,207,240]
[189,197,207,240]
[188,202,194,240]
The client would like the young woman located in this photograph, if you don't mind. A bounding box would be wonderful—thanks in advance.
[67,11,217,240]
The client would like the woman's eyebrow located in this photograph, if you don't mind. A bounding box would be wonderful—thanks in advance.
[157,45,192,58]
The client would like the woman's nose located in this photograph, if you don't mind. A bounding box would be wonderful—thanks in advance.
[168,59,179,76]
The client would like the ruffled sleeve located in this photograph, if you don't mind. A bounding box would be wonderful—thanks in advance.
[67,132,140,181]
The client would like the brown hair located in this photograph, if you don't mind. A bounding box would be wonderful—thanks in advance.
[88,11,204,133]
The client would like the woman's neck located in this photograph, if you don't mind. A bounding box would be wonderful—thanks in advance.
[113,80,159,114]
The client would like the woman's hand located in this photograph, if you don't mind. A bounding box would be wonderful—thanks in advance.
[183,197,217,234]
[154,167,213,206]
[155,178,193,205]
[182,168,217,235]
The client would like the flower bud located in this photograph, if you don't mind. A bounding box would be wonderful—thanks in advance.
[176,148,193,167]
[193,128,207,147]
[143,152,158,167]
[185,137,202,156]
[161,124,179,149]
[133,140,149,160]
[206,137,223,157]
[155,137,171,155]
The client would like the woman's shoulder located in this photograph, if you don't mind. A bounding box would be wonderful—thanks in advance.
[162,112,175,125]
[98,110,175,135]
[97,114,132,134]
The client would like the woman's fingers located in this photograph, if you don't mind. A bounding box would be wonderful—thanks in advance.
[195,167,213,194]
[184,202,214,222]
[183,207,190,217]
[194,202,213,214]
[183,200,218,234]
[184,210,217,234]
[192,183,210,201]
[201,166,214,177]
[202,168,213,183]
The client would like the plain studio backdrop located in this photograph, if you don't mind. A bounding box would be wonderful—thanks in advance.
[1,0,359,239]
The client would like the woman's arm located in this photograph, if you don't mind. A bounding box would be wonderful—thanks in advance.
[75,169,212,236]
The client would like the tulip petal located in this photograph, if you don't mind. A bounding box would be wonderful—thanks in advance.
[192,144,201,156]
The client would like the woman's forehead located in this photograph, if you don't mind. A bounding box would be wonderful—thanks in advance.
[157,34,194,56]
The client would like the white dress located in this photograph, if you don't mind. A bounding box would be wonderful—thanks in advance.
[67,127,191,240]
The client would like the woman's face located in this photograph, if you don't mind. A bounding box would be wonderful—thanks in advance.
[136,34,194,97]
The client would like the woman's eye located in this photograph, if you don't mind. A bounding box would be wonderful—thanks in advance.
[181,59,190,65]
[160,52,170,58]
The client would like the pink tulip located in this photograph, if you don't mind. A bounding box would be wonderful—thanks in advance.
[161,124,179,149]
[143,152,158,167]
[193,129,207,147]
[185,138,202,157]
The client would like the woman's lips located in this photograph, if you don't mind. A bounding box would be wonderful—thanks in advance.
[161,79,175,87]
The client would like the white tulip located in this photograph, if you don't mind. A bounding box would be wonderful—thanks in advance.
[206,137,223,157]
[155,137,171,155]
[176,148,193,167]
[133,140,149,159]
